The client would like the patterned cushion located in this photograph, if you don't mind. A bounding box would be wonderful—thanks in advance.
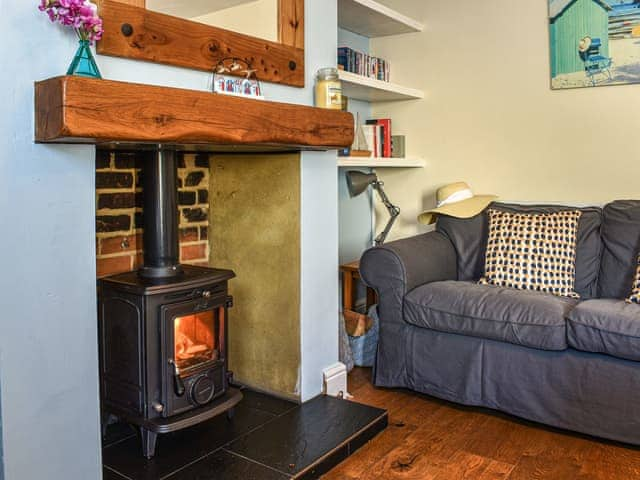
[626,255,640,304]
[479,209,582,298]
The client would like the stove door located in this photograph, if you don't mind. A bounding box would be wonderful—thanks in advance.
[161,297,227,417]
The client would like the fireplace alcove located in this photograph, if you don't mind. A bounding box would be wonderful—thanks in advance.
[97,147,239,459]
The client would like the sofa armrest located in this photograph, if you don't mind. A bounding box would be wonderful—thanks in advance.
[359,231,457,324]
[360,231,457,294]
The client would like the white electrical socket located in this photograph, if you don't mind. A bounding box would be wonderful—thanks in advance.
[323,362,352,399]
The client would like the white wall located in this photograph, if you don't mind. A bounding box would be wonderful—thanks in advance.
[0,4,100,479]
[193,0,278,42]
[371,0,640,241]
[147,0,254,18]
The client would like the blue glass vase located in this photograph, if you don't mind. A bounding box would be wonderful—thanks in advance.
[67,39,102,79]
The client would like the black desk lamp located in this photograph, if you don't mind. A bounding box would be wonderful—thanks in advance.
[346,171,400,246]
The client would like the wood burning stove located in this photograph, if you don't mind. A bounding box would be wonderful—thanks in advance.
[98,148,241,459]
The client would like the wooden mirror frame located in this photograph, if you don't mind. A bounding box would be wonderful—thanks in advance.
[96,0,305,87]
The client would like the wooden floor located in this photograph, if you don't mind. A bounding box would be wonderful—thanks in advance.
[323,368,640,480]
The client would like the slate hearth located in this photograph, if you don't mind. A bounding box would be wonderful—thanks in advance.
[103,389,387,480]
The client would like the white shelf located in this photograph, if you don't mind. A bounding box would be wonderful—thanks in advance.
[339,70,424,102]
[337,157,426,168]
[338,0,424,38]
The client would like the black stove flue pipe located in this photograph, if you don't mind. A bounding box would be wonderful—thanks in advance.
[139,146,184,279]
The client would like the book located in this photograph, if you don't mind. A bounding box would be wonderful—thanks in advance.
[337,46,390,81]
[374,125,381,157]
[366,119,392,157]
[391,135,405,158]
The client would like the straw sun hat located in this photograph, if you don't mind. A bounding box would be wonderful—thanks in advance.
[418,182,497,225]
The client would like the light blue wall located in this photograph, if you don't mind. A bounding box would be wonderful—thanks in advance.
[1,14,340,479]
[338,27,370,52]
[0,358,3,480]
[338,168,373,264]
[299,0,340,401]
[337,28,374,275]
[0,3,100,479]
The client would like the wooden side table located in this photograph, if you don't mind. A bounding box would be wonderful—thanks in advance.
[340,260,377,336]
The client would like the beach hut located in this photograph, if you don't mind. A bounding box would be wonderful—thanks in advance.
[550,0,612,76]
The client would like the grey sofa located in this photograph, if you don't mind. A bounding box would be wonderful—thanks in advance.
[360,200,640,445]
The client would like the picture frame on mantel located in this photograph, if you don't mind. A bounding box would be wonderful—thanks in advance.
[96,0,305,87]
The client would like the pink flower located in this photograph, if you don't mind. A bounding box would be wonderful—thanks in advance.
[38,0,104,45]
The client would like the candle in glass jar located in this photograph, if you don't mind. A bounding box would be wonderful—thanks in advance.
[315,68,343,109]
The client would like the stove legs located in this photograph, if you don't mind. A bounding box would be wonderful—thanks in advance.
[101,412,118,439]
[140,427,158,459]
[99,389,243,459]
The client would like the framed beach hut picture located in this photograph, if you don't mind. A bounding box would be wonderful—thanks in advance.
[549,0,640,88]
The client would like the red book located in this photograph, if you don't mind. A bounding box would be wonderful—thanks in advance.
[366,118,392,157]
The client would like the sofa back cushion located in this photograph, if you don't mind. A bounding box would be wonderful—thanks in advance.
[436,202,603,298]
[599,200,640,299]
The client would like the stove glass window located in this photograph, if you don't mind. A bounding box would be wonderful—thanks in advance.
[174,311,218,371]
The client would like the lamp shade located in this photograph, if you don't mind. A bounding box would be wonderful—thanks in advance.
[346,171,378,197]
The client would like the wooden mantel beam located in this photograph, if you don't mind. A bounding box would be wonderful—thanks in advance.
[34,76,354,151]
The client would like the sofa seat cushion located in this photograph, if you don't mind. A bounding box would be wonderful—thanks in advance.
[404,281,579,350]
[567,299,640,361]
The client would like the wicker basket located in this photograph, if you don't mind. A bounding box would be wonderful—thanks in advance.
[348,305,379,367]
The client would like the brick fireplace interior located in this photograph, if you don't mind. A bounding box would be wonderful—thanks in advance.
[96,150,211,277]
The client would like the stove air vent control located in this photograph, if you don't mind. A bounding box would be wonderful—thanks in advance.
[190,375,215,406]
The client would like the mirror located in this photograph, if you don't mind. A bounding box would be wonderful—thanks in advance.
[146,0,278,42]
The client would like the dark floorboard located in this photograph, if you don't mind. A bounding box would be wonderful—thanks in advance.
[103,388,386,480]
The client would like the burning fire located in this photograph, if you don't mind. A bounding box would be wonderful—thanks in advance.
[174,312,218,370]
